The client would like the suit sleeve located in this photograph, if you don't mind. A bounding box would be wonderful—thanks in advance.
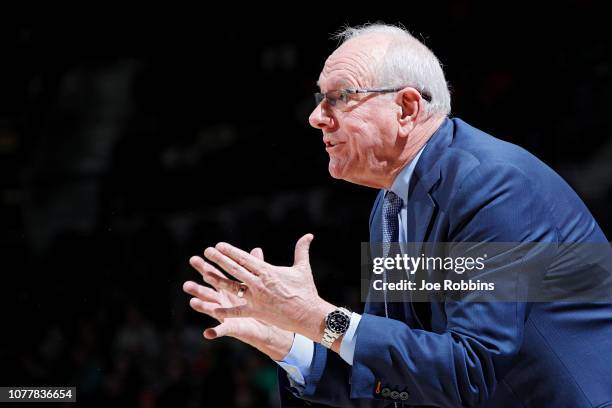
[306,163,557,407]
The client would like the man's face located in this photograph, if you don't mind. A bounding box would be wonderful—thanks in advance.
[309,36,400,188]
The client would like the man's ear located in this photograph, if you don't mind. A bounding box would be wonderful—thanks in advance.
[396,87,422,137]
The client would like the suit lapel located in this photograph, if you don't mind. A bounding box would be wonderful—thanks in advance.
[404,120,452,328]
[406,118,453,246]
[407,170,439,248]
[369,191,383,243]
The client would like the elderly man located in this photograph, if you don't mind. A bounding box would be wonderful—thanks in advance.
[183,24,612,407]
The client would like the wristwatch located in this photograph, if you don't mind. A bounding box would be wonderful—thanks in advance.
[321,307,351,349]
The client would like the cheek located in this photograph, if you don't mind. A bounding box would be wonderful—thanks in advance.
[345,124,386,168]
[344,117,378,151]
[328,109,393,178]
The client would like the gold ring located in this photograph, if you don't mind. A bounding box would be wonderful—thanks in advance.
[237,284,247,298]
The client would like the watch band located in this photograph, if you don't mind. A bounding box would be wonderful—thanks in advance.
[321,329,340,348]
[321,307,351,349]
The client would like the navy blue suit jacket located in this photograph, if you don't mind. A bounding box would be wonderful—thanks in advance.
[279,118,612,407]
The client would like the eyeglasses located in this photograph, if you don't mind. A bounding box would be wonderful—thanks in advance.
[314,86,432,109]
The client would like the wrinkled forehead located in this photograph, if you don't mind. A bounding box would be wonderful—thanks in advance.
[317,36,390,92]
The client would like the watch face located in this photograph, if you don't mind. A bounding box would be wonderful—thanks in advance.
[327,310,350,334]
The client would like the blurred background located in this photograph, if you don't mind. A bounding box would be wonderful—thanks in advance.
[1,4,611,407]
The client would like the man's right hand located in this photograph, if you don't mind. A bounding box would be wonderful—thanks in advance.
[184,248,294,361]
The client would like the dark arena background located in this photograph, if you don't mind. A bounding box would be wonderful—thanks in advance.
[1,5,611,407]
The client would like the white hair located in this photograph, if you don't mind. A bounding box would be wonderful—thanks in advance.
[333,23,451,117]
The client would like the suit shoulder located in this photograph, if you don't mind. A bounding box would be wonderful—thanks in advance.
[435,119,606,242]
[449,119,541,169]
[438,118,562,188]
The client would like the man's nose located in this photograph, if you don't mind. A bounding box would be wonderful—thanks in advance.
[308,103,335,130]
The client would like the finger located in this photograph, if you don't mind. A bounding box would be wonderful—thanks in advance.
[191,257,231,293]
[294,233,314,266]
[204,319,254,342]
[250,247,264,261]
[190,256,224,281]
[190,255,241,292]
[204,322,231,339]
[190,256,248,305]
[201,269,244,296]
[204,319,249,340]
[214,305,251,319]
[183,281,222,304]
[204,247,259,286]
[214,243,268,276]
[189,297,222,320]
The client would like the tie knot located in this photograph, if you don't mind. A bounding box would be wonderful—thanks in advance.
[384,191,403,210]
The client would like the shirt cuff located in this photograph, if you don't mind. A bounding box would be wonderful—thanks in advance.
[339,312,362,365]
[275,333,314,386]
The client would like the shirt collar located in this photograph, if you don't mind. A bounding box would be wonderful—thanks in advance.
[386,144,427,202]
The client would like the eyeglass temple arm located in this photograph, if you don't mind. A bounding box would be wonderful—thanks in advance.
[349,87,432,103]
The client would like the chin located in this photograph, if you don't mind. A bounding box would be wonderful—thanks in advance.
[328,160,346,180]
[328,167,342,180]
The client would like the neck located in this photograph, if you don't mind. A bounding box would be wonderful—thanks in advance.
[378,115,445,189]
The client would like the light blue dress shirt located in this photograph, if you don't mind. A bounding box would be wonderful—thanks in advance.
[275,146,427,388]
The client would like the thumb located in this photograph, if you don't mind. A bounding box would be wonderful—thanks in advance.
[204,321,232,339]
[250,247,264,261]
[293,233,314,266]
